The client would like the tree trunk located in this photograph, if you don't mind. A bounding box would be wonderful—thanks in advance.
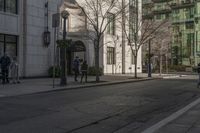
[166,54,168,74]
[60,47,67,85]
[159,54,162,76]
[95,41,100,82]
[134,54,138,78]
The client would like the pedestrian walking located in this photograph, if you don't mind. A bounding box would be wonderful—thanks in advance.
[73,56,80,82]
[197,63,200,88]
[81,61,88,83]
[10,57,20,84]
[0,53,11,84]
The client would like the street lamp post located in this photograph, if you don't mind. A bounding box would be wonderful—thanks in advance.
[148,38,152,78]
[60,10,69,86]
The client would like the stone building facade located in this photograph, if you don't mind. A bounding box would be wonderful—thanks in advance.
[0,0,142,77]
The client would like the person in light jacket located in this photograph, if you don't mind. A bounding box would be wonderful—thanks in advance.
[10,57,20,84]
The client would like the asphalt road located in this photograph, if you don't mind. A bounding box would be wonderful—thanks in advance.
[0,79,199,133]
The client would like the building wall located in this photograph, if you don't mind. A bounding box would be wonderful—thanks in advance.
[0,0,24,76]
[24,0,63,77]
[1,0,142,77]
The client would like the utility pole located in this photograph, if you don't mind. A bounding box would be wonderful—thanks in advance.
[60,10,69,86]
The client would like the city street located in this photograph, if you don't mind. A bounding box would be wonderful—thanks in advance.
[0,79,199,133]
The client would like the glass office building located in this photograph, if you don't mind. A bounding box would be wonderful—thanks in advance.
[143,0,200,66]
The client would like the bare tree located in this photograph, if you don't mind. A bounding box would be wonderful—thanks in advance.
[76,0,125,82]
[120,0,168,78]
[150,22,172,75]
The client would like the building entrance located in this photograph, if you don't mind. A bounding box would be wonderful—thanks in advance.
[67,40,86,74]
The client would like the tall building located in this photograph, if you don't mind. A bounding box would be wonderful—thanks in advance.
[0,0,142,77]
[143,0,200,66]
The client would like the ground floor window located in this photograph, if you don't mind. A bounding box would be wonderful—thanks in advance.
[107,47,115,65]
[0,0,18,14]
[0,34,17,58]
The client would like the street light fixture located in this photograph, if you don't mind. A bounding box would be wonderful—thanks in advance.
[60,10,69,86]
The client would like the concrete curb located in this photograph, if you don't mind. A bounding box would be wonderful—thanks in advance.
[2,78,157,98]
[31,78,157,95]
[141,97,200,133]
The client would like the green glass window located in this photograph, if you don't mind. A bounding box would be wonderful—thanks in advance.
[197,32,200,52]
[129,6,135,42]
[156,15,161,20]
[186,23,194,29]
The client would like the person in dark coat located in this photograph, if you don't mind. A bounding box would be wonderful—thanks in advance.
[197,63,200,88]
[0,53,11,84]
[81,61,88,83]
[73,56,80,82]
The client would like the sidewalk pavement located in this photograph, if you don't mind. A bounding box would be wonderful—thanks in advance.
[0,74,156,98]
[0,73,195,98]
[142,98,200,133]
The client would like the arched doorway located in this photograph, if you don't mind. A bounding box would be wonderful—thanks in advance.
[67,40,86,74]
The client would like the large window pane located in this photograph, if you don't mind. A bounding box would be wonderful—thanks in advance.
[107,47,115,64]
[107,13,115,35]
[0,0,4,12]
[0,34,4,42]
[0,42,3,57]
[0,34,4,57]
[6,43,16,57]
[0,34,17,58]
[6,0,17,14]
[5,35,17,57]
[6,35,17,43]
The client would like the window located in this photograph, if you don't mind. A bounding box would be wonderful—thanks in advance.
[197,32,200,52]
[129,6,135,43]
[129,0,135,6]
[175,9,179,14]
[0,0,4,12]
[107,13,115,35]
[0,34,4,57]
[186,23,194,29]
[165,14,170,19]
[107,47,115,64]
[6,0,17,14]
[0,0,17,14]
[155,15,161,20]
[0,34,17,58]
